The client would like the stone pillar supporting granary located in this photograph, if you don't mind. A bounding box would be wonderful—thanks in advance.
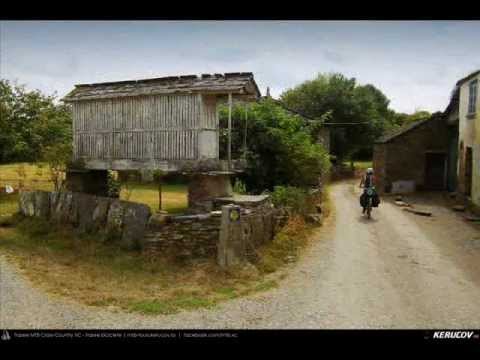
[61,73,261,209]
[187,172,233,213]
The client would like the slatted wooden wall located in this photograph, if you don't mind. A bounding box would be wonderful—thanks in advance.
[72,94,215,161]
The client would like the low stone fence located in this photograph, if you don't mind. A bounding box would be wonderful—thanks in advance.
[18,190,151,250]
[18,191,288,267]
[217,205,288,267]
[144,213,222,259]
[143,205,287,262]
[241,206,287,262]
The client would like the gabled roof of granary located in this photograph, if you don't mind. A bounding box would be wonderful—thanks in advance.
[62,72,261,102]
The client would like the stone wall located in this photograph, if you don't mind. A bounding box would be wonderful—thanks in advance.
[217,204,288,267]
[241,206,287,262]
[18,190,151,250]
[143,213,222,259]
[373,143,387,193]
[19,191,288,265]
[143,203,287,262]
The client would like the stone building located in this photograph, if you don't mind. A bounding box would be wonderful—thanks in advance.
[373,112,450,194]
[373,69,480,199]
[62,73,261,211]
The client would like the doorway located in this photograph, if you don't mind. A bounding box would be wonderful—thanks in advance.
[425,152,446,190]
[465,147,473,196]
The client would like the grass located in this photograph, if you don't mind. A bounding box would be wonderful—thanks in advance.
[256,186,332,275]
[0,162,188,214]
[339,160,372,170]
[0,162,52,182]
[0,199,307,315]
[0,162,53,191]
[120,182,187,214]
[0,213,284,315]
[0,193,20,224]
[353,160,373,170]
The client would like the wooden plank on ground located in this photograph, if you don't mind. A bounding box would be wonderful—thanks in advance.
[402,207,432,216]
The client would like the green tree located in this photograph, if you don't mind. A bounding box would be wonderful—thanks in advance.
[42,142,73,191]
[280,73,398,160]
[398,110,431,125]
[219,98,330,193]
[0,79,72,163]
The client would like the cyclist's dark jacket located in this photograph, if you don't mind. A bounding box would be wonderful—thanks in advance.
[364,174,374,188]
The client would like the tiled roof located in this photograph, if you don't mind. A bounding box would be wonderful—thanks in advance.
[375,113,443,144]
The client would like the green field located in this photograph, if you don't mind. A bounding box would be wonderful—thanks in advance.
[353,160,373,170]
[0,162,188,215]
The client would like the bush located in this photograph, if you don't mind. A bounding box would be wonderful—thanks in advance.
[233,178,247,194]
[219,99,330,193]
[270,186,314,215]
[42,142,72,191]
[257,215,309,274]
[107,171,121,198]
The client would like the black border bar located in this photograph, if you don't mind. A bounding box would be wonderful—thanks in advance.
[1,329,480,345]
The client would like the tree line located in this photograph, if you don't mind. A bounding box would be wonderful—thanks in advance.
[0,79,72,163]
[219,72,431,192]
[1,74,431,193]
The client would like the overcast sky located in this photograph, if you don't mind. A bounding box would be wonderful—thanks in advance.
[1,20,479,114]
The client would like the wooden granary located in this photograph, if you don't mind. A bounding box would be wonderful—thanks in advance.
[62,72,260,172]
[62,73,261,211]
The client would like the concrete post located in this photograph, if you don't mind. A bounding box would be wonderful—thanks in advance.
[217,204,245,268]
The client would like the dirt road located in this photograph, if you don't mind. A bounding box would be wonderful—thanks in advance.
[1,180,480,328]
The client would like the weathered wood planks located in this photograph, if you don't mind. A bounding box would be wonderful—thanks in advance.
[72,94,212,162]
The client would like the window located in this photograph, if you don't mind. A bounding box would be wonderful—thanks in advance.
[468,79,478,115]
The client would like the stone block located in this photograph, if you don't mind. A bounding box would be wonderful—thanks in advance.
[218,205,245,268]
[92,197,111,230]
[76,193,98,233]
[51,192,74,223]
[19,191,35,217]
[33,191,51,219]
[147,213,170,230]
[49,192,60,216]
[263,210,274,241]
[106,200,125,240]
[249,215,265,247]
[188,173,233,212]
[122,202,151,250]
